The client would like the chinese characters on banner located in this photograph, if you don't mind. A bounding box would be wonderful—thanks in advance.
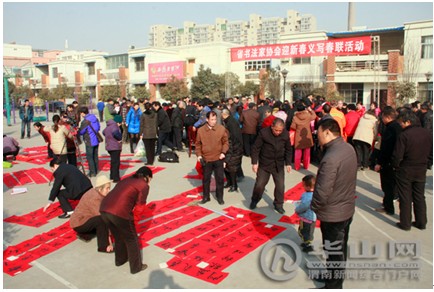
[230,36,372,62]
[148,61,185,84]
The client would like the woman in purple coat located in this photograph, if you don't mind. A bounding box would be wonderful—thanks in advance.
[103,115,123,182]
[100,166,153,274]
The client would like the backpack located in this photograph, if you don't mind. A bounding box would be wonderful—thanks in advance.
[158,151,179,163]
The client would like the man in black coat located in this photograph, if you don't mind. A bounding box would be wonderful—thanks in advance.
[374,107,402,215]
[152,101,175,155]
[222,109,244,192]
[171,101,185,151]
[43,158,93,218]
[249,118,292,214]
[311,118,357,289]
[392,110,433,231]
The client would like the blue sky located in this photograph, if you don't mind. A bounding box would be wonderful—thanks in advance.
[3,2,433,54]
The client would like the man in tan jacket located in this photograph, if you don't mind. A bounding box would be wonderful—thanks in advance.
[196,111,229,205]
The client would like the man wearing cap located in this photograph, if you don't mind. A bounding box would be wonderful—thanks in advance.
[44,158,93,218]
[70,175,113,253]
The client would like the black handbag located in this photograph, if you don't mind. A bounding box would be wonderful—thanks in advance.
[88,122,103,143]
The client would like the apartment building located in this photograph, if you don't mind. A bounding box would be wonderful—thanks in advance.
[3,43,63,85]
[5,20,432,106]
[149,9,317,48]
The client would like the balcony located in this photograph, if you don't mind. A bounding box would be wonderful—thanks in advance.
[334,55,391,83]
[335,60,389,72]
[245,73,260,80]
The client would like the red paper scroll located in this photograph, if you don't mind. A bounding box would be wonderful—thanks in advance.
[3,222,76,276]
[157,207,286,285]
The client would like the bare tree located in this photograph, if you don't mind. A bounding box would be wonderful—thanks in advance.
[260,68,281,100]
[394,40,421,105]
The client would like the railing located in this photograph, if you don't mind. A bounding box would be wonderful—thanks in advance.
[335,60,389,72]
[245,73,260,80]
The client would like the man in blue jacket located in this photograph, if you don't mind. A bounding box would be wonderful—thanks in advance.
[97,99,105,122]
[78,107,101,177]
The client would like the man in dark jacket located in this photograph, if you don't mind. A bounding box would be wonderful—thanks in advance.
[420,102,433,169]
[222,109,244,192]
[311,118,357,289]
[249,118,292,214]
[374,107,402,215]
[139,103,158,165]
[392,110,433,231]
[257,99,271,127]
[240,102,260,157]
[152,101,175,155]
[19,99,34,139]
[171,101,185,151]
[120,99,131,143]
[43,158,92,218]
[78,107,102,177]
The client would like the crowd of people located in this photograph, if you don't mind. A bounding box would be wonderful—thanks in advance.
[4,94,433,285]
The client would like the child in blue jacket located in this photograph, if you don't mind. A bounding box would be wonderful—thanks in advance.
[295,174,317,253]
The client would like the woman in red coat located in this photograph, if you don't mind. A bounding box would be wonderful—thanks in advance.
[100,166,153,274]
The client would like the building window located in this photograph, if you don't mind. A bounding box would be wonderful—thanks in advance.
[338,83,363,104]
[421,36,433,59]
[52,67,58,78]
[134,57,145,72]
[292,57,311,65]
[106,54,129,70]
[87,62,95,75]
[244,60,271,71]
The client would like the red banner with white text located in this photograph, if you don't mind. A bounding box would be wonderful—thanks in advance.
[230,36,372,62]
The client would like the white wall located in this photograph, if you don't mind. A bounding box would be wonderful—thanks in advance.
[404,20,433,81]
[3,43,32,58]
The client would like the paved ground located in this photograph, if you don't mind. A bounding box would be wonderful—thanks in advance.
[2,115,433,289]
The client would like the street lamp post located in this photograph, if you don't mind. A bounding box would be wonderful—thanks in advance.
[281,69,288,103]
[425,71,432,103]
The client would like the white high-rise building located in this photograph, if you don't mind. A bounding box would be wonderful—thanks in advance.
[149,9,317,48]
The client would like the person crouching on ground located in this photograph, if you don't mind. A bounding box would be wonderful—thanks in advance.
[3,135,20,161]
[70,175,113,253]
[99,166,153,274]
[43,158,93,219]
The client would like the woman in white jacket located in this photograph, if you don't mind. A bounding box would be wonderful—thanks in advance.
[352,110,378,170]
[44,114,72,163]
